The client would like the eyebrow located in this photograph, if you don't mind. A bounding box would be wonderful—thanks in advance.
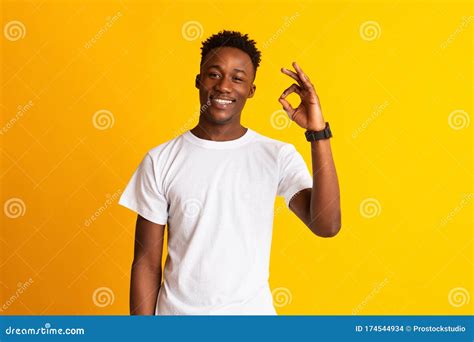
[207,64,247,75]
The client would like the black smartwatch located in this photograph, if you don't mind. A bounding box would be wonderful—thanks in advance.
[305,122,332,141]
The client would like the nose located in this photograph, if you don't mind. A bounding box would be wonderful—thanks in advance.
[214,75,232,93]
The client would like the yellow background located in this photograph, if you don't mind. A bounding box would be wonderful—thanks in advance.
[1,0,472,315]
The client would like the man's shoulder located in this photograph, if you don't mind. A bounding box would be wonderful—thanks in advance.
[250,128,295,152]
[146,132,186,159]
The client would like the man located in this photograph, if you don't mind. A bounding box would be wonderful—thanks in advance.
[119,30,341,315]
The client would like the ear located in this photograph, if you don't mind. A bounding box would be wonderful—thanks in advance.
[248,84,256,98]
[195,74,200,89]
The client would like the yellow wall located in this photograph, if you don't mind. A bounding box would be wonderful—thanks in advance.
[1,0,472,315]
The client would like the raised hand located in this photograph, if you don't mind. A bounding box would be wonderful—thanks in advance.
[279,62,326,131]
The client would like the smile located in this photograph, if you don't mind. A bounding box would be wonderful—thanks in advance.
[213,98,234,105]
[208,95,236,108]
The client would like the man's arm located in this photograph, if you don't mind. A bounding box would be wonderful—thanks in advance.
[130,215,165,315]
[289,139,341,238]
[278,61,341,238]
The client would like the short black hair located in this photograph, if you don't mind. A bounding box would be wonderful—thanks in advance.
[200,30,261,77]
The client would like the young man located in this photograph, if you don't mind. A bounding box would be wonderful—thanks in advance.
[119,30,341,315]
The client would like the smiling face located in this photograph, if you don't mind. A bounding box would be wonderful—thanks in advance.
[196,47,256,125]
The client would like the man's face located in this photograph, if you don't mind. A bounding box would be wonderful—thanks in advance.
[196,47,256,125]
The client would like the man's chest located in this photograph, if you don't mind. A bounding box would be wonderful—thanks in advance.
[162,149,279,213]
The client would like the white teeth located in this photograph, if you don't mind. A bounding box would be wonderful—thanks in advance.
[213,98,233,104]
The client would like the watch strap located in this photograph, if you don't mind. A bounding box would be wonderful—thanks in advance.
[305,122,332,141]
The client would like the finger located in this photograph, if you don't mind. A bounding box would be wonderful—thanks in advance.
[280,83,302,99]
[292,62,313,89]
[281,67,303,87]
[278,97,296,119]
[291,108,304,122]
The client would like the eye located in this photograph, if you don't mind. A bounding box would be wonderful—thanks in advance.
[233,77,243,82]
[209,72,220,78]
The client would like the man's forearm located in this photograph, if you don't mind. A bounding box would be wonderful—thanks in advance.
[309,139,341,237]
[278,61,340,236]
[130,263,162,315]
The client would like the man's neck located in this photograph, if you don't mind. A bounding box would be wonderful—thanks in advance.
[190,123,248,142]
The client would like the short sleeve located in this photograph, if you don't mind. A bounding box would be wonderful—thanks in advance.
[277,144,313,208]
[118,153,168,225]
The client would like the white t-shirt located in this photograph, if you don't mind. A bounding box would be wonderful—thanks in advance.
[118,128,312,315]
